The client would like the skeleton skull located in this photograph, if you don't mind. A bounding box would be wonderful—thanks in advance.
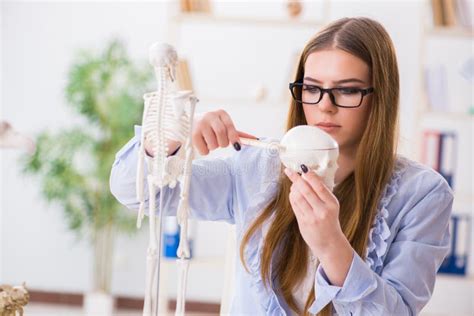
[148,43,178,81]
[280,125,339,191]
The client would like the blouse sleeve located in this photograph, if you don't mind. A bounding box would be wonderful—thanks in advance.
[309,172,453,316]
[109,125,237,223]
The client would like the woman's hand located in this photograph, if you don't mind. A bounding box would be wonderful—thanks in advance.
[144,109,257,157]
[192,109,257,155]
[285,165,354,287]
[285,165,344,256]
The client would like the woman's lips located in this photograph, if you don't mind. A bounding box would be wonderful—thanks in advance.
[315,123,341,133]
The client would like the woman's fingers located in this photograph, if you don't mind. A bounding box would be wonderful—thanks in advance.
[217,110,241,147]
[201,123,218,151]
[285,168,324,210]
[237,130,259,140]
[193,132,209,155]
[301,170,339,207]
[289,190,305,219]
[289,189,311,219]
[209,119,229,148]
[192,109,257,155]
[284,167,299,182]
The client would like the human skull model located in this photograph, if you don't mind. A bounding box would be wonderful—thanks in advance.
[280,125,339,190]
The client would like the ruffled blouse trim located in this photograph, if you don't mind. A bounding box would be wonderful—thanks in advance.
[365,158,406,272]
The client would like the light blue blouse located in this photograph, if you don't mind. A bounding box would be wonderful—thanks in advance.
[110,126,453,316]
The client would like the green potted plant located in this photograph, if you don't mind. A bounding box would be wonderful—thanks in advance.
[21,40,152,315]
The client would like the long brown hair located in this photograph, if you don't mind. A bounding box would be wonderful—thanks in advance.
[240,17,399,315]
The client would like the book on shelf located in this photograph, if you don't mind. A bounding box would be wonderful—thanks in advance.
[431,0,444,26]
[421,130,457,188]
[438,213,471,276]
[430,0,473,28]
[176,59,194,91]
[180,0,211,13]
[443,0,457,27]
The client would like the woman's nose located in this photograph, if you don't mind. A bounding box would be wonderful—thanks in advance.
[318,91,337,112]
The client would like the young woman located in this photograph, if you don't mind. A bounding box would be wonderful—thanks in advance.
[110,17,453,315]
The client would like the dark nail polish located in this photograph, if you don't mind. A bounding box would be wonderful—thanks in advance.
[169,145,181,157]
[301,164,308,173]
[233,142,241,151]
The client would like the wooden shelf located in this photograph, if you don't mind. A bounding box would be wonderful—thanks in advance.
[426,26,474,38]
[437,273,474,283]
[195,96,289,108]
[173,12,325,28]
[421,111,474,122]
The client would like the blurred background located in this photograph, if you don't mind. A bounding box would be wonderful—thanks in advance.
[1,0,472,315]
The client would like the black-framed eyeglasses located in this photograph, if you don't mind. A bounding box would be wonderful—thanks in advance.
[289,82,374,108]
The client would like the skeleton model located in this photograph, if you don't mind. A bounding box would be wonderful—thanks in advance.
[136,43,198,316]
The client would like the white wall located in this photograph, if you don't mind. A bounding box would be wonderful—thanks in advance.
[3,0,469,309]
[1,0,175,295]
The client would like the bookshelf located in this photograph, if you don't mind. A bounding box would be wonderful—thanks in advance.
[422,111,474,121]
[427,26,474,37]
[172,12,327,28]
[418,1,473,315]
